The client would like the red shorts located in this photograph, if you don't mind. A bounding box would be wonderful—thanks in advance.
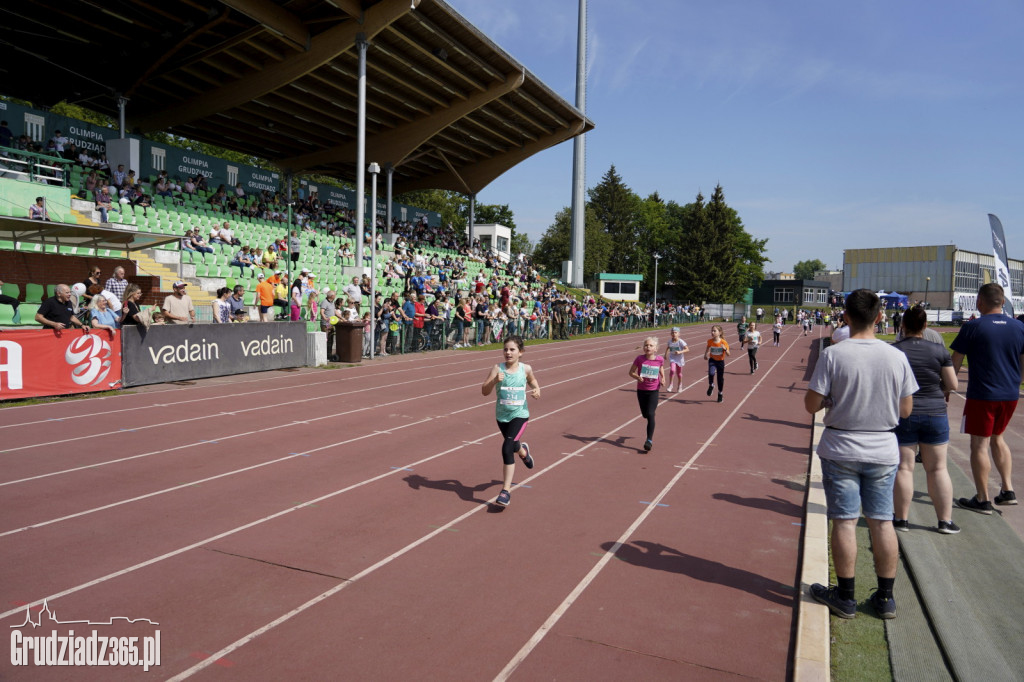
[961,399,1018,437]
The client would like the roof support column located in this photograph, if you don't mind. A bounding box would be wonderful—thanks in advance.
[354,33,369,270]
[117,96,129,139]
[468,193,476,250]
[385,163,393,234]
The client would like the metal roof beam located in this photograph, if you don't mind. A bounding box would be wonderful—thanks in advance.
[280,70,524,171]
[131,0,420,132]
[218,0,311,52]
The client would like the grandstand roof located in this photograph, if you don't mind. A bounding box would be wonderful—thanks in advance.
[1,0,593,196]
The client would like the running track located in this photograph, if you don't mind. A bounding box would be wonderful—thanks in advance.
[0,323,822,680]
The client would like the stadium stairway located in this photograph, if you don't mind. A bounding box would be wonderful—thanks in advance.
[134,251,214,311]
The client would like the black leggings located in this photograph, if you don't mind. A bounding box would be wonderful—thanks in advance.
[708,359,725,392]
[747,346,758,371]
[497,417,528,465]
[773,331,780,344]
[637,389,658,441]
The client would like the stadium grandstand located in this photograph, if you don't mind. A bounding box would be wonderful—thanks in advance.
[0,0,605,348]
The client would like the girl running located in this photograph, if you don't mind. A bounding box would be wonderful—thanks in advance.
[773,315,782,346]
[481,336,541,507]
[664,326,689,393]
[630,336,666,452]
[746,322,762,373]
[704,324,731,402]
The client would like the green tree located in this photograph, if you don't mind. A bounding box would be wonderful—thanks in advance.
[670,185,766,302]
[471,203,516,233]
[510,231,533,256]
[533,206,611,282]
[793,259,827,281]
[588,165,642,274]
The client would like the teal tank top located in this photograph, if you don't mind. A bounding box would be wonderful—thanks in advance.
[495,363,529,422]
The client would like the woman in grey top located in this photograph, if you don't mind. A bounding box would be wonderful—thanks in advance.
[892,307,960,534]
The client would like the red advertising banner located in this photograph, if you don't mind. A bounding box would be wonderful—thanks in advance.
[0,329,122,400]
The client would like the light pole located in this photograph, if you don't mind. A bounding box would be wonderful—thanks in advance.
[924,276,930,308]
[653,253,662,326]
[368,162,380,359]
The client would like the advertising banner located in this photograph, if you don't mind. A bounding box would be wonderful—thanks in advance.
[0,329,122,400]
[989,214,1015,317]
[121,322,307,387]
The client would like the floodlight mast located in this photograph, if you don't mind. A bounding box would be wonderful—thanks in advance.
[569,0,587,288]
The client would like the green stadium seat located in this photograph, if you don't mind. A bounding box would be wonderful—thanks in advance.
[0,303,17,326]
[1,282,19,299]
[25,283,45,303]
[16,304,39,325]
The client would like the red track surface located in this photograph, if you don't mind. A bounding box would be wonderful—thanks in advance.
[1,323,823,680]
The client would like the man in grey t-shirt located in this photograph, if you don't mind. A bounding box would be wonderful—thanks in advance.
[804,289,917,620]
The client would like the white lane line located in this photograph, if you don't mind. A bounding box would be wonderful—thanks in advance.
[0,343,634,455]
[163,381,662,681]
[0,363,624,534]
[492,332,803,681]
[0,329,660,422]
[0,374,638,625]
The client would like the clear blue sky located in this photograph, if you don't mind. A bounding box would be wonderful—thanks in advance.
[450,0,1024,272]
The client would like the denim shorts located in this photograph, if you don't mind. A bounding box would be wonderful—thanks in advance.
[894,413,950,446]
[819,457,897,520]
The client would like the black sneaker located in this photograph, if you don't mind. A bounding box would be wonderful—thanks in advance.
[937,520,961,534]
[495,489,511,507]
[809,583,856,619]
[957,496,994,515]
[706,385,714,396]
[520,442,534,469]
[893,519,910,532]
[643,439,652,452]
[717,393,723,403]
[994,490,1018,506]
[869,590,896,619]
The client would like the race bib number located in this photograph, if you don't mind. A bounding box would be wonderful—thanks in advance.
[709,346,725,357]
[640,364,659,379]
[499,385,526,406]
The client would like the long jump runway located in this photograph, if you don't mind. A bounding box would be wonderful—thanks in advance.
[0,322,821,680]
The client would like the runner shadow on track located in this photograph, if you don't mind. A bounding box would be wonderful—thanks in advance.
[740,413,811,430]
[603,540,795,606]
[767,442,812,454]
[711,492,803,518]
[563,433,635,451]
[403,474,503,503]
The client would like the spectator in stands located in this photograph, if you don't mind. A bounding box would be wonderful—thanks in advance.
[88,293,122,332]
[105,266,128,303]
[0,279,20,318]
[84,170,99,195]
[189,228,214,254]
[195,175,208,193]
[289,230,301,265]
[49,130,69,158]
[212,287,232,324]
[35,284,89,331]
[230,246,252,269]
[29,196,50,221]
[343,277,361,306]
[96,153,109,172]
[154,175,172,197]
[183,177,196,195]
[120,284,144,326]
[80,267,102,308]
[162,281,196,325]
[321,289,337,359]
[111,164,127,187]
[262,244,278,270]
[234,182,246,199]
[96,185,115,223]
[228,285,248,322]
[77,147,95,168]
[255,273,274,323]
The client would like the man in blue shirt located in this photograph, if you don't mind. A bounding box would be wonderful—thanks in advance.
[402,293,417,352]
[951,283,1024,513]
